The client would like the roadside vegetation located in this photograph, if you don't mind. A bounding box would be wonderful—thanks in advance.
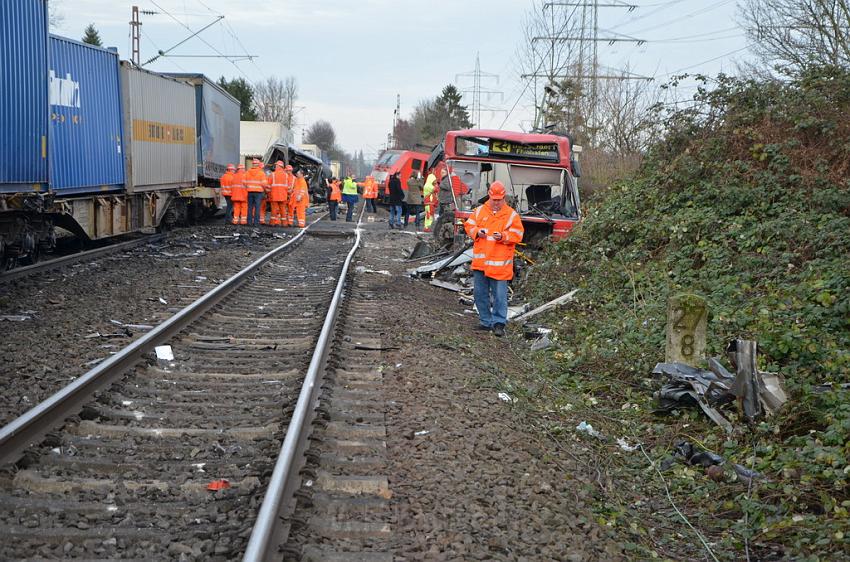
[516,68,850,559]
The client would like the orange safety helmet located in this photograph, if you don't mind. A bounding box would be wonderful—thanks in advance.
[226,163,235,171]
[488,181,506,200]
[275,160,284,168]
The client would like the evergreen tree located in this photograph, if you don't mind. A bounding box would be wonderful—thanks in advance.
[437,84,473,129]
[217,77,258,121]
[82,24,102,47]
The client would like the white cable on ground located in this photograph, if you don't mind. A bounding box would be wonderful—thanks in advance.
[638,443,720,562]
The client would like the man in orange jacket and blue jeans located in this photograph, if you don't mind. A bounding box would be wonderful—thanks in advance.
[464,181,524,337]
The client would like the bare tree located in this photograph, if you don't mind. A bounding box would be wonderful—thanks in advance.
[595,70,658,155]
[304,120,336,153]
[253,76,298,127]
[740,0,850,71]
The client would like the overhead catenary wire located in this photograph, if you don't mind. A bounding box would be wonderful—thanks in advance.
[147,0,255,84]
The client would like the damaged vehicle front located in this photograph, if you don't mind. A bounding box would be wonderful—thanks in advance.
[263,143,331,203]
[435,130,582,248]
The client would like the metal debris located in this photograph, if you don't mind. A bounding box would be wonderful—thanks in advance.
[512,290,579,324]
[654,339,788,432]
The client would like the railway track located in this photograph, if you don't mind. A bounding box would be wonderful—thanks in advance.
[0,234,166,284]
[0,216,365,560]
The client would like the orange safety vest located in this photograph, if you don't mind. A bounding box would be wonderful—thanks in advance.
[245,167,266,193]
[231,170,247,202]
[464,202,524,281]
[220,171,234,197]
[329,180,341,201]
[292,177,309,205]
[268,169,288,202]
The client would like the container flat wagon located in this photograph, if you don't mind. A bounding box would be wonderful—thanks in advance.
[0,1,239,266]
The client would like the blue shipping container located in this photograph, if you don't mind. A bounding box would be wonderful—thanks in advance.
[0,0,49,189]
[49,35,124,192]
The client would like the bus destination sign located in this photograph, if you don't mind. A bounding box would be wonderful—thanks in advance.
[488,140,559,162]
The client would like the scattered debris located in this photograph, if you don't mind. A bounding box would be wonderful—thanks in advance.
[409,247,473,277]
[507,304,531,320]
[575,421,602,438]
[654,339,788,431]
[429,279,468,293]
[497,392,516,403]
[158,297,168,305]
[84,331,129,339]
[206,479,231,491]
[616,437,639,452]
[414,430,431,436]
[667,440,764,485]
[531,334,553,352]
[512,290,579,323]
[354,266,391,276]
[109,319,155,331]
[353,343,399,351]
[154,345,174,362]
[813,382,850,393]
[0,315,32,322]
[407,241,436,260]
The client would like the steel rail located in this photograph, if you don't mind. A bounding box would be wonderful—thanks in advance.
[0,217,325,467]
[243,206,366,562]
[0,234,167,284]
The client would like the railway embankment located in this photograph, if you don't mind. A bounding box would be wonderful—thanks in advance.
[507,69,850,559]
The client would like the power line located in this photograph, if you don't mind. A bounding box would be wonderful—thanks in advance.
[657,46,750,78]
[147,0,255,83]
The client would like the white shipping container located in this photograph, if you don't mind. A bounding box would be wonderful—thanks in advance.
[120,62,197,192]
[241,121,286,162]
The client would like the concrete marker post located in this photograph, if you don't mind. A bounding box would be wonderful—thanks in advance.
[666,293,708,367]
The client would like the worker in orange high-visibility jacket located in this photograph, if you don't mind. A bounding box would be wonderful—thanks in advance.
[291,169,310,228]
[245,158,266,227]
[282,165,295,226]
[327,177,342,221]
[362,175,378,213]
[220,163,235,224]
[463,181,524,337]
[267,160,289,226]
[230,164,248,225]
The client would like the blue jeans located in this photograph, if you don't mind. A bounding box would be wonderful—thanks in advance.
[247,192,262,226]
[223,196,233,223]
[389,205,402,227]
[473,270,508,327]
[328,201,338,220]
[366,198,377,213]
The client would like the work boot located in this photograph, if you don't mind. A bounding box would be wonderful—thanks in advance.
[493,323,505,337]
[476,324,492,331]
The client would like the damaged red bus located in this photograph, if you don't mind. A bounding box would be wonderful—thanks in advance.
[436,129,582,247]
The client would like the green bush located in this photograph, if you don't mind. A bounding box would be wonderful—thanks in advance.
[522,68,850,557]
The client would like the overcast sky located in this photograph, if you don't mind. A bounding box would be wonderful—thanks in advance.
[51,0,752,159]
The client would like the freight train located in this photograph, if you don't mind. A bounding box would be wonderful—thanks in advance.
[0,1,240,267]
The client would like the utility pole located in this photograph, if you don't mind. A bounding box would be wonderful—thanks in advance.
[528,1,649,140]
[389,94,400,149]
[456,53,504,128]
[130,6,141,65]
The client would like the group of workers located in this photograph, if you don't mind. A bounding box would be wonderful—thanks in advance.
[219,159,310,228]
[325,175,380,222]
[220,159,523,338]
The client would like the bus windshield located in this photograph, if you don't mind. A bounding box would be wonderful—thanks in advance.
[445,159,578,219]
